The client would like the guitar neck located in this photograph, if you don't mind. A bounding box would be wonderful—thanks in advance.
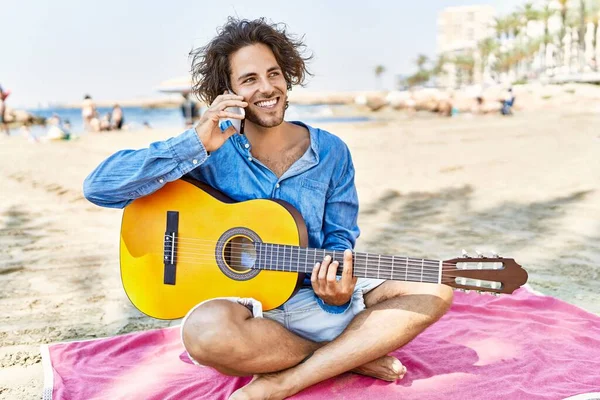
[254,243,442,284]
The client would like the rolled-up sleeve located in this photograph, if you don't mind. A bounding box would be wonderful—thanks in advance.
[83,129,209,208]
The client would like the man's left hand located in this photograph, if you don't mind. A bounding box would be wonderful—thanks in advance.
[311,249,358,306]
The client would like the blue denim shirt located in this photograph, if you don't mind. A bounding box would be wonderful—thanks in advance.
[83,121,360,312]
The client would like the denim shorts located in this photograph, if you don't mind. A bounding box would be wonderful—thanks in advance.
[181,278,385,365]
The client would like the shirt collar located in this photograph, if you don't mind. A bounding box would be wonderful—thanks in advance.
[233,120,320,163]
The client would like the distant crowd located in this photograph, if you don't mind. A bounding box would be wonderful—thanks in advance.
[81,95,125,132]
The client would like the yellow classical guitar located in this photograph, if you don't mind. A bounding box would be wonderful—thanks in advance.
[120,178,528,319]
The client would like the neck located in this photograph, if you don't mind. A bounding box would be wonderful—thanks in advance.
[244,121,298,152]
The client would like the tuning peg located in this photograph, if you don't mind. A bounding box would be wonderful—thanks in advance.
[464,290,471,294]
[475,250,484,258]
[491,251,500,258]
[491,292,500,297]
[461,249,470,258]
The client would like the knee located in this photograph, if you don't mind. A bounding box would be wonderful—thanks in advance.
[182,300,249,366]
[436,284,454,313]
[423,284,453,322]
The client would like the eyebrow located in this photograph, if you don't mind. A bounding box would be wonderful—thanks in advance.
[237,66,281,82]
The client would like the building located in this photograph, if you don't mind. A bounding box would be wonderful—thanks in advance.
[437,5,496,87]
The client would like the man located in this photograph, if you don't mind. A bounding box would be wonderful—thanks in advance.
[82,94,98,131]
[181,92,199,128]
[501,87,515,116]
[111,104,124,130]
[83,18,453,400]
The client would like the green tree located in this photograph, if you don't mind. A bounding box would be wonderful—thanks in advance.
[478,37,499,75]
[405,54,431,88]
[558,0,569,64]
[586,3,600,70]
[453,54,475,86]
[539,2,555,70]
[374,65,386,90]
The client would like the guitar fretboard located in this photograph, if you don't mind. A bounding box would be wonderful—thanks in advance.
[254,243,441,284]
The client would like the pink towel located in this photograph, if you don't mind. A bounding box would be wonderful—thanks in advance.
[41,287,600,400]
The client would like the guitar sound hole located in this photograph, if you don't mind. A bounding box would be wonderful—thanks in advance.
[224,236,257,273]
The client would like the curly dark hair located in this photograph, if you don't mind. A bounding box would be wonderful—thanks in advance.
[190,17,312,105]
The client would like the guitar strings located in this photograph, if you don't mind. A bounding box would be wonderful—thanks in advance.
[165,244,455,269]
[165,242,463,271]
[169,236,467,264]
[163,244,476,273]
[166,239,454,266]
[157,251,473,279]
[165,237,505,274]
[146,236,500,281]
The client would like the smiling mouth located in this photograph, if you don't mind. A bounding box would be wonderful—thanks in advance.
[254,97,279,109]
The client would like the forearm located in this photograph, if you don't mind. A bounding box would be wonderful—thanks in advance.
[83,129,209,208]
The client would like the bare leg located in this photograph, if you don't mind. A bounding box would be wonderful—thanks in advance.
[182,299,317,375]
[182,299,405,380]
[230,282,453,400]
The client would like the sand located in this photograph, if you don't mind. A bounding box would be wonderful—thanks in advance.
[1,111,599,399]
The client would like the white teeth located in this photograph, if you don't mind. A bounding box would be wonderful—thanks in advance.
[256,99,277,108]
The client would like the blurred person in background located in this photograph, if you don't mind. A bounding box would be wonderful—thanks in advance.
[111,104,124,130]
[501,88,515,116]
[181,92,199,128]
[45,114,71,141]
[100,113,112,131]
[82,94,97,131]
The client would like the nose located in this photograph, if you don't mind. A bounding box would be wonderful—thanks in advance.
[257,76,275,95]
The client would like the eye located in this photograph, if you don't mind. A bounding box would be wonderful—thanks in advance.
[269,71,280,78]
[243,77,255,84]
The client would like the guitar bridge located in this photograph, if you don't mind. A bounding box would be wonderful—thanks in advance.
[163,211,179,285]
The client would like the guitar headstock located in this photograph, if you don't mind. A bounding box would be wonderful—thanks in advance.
[443,250,528,294]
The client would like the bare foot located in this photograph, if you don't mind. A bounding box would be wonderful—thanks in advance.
[228,373,290,400]
[352,355,407,381]
[228,356,407,399]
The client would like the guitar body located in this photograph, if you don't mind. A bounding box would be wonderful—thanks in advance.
[120,178,306,320]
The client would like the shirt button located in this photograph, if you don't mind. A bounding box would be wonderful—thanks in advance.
[244,143,250,149]
[248,157,253,161]
[159,178,164,183]
[275,183,280,188]
[192,159,198,165]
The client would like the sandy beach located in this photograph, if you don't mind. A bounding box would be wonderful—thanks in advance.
[1,111,599,399]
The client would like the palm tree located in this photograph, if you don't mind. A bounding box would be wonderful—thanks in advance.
[508,12,524,40]
[521,1,540,22]
[405,55,432,88]
[558,0,569,67]
[431,54,447,76]
[539,2,555,71]
[586,4,600,70]
[374,65,386,90]
[519,2,542,75]
[453,54,475,86]
[416,54,429,71]
[578,0,587,70]
[478,38,499,77]
[494,17,510,42]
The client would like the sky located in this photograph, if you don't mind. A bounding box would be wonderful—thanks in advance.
[1,0,524,108]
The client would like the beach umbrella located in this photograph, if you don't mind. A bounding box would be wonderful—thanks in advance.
[155,76,193,94]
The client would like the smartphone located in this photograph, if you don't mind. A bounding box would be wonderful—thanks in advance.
[219,90,245,134]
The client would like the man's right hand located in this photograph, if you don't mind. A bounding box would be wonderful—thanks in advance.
[195,91,247,153]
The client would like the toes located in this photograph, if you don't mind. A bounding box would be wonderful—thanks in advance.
[390,358,407,380]
[391,358,402,374]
